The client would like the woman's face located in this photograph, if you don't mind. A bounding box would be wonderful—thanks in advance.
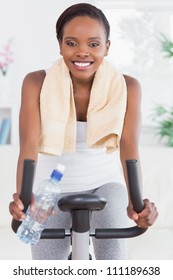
[59,16,110,83]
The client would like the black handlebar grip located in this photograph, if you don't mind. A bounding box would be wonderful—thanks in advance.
[126,159,144,213]
[11,159,35,233]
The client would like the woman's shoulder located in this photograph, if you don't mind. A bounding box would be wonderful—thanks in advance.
[123,74,141,99]
[123,74,141,90]
[23,70,46,88]
[21,70,46,100]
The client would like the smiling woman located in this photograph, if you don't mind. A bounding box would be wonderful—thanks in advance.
[9,2,158,260]
[59,16,110,83]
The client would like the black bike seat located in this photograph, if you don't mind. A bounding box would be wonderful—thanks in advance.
[58,194,107,212]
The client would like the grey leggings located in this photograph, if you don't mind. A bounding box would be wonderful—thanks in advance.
[31,182,129,260]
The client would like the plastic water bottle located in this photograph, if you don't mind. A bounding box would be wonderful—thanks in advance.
[17,163,65,245]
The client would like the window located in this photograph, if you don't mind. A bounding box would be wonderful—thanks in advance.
[97,0,173,126]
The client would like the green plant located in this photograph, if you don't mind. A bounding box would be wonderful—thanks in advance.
[151,34,173,147]
[152,104,173,147]
[159,33,173,58]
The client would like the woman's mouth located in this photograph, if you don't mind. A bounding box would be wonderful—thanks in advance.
[73,61,93,68]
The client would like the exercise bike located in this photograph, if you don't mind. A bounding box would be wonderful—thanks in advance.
[12,159,147,260]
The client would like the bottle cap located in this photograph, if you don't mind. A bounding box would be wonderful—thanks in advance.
[50,164,65,182]
[56,163,66,173]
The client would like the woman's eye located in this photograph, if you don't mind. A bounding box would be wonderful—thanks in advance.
[66,41,77,47]
[89,42,99,47]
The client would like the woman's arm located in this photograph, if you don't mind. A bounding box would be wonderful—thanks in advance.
[9,70,45,221]
[120,75,142,203]
[120,75,158,228]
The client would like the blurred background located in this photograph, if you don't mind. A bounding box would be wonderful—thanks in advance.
[0,0,173,260]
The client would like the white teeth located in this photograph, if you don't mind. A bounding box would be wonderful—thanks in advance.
[74,62,91,67]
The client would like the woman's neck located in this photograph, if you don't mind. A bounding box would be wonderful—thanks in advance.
[70,73,95,94]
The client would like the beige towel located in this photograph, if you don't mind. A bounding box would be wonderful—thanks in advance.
[39,58,127,156]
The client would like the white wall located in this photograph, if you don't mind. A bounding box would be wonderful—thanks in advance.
[0,0,95,104]
[1,0,173,128]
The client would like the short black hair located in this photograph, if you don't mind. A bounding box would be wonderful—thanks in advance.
[56,3,110,42]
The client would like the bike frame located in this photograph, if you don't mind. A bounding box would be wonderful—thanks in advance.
[12,159,147,260]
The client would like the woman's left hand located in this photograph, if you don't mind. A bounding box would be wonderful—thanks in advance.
[127,199,158,228]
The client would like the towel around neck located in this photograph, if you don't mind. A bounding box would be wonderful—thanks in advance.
[39,58,127,156]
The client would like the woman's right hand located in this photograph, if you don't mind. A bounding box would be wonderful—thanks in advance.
[9,193,35,221]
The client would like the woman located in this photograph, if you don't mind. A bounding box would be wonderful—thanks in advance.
[9,3,158,259]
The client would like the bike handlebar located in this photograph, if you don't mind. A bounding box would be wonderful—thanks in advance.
[94,159,148,239]
[95,227,147,239]
[11,159,35,233]
[12,159,147,238]
[126,159,144,213]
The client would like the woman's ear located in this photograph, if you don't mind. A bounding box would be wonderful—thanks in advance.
[105,40,111,56]
[59,41,63,56]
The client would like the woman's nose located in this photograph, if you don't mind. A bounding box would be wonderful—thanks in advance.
[76,48,89,58]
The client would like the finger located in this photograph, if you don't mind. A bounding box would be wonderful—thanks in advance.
[137,199,153,218]
[128,209,138,221]
[136,203,158,228]
[9,201,25,221]
[13,193,24,210]
[145,203,159,226]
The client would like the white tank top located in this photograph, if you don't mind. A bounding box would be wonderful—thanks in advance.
[34,121,125,193]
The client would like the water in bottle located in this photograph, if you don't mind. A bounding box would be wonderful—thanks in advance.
[17,163,65,245]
